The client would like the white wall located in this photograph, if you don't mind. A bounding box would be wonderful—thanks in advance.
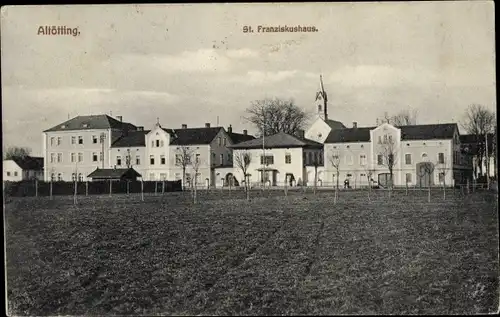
[3,161,23,181]
[305,118,331,143]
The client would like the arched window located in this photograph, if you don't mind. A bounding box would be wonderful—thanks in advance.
[318,104,322,112]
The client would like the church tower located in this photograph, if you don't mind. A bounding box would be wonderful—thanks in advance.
[315,75,328,121]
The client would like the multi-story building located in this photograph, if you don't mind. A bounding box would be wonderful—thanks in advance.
[42,115,137,182]
[109,121,254,185]
[460,133,496,180]
[319,122,468,187]
[230,131,324,187]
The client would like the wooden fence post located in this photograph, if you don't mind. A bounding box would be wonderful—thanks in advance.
[155,181,158,196]
[141,179,144,201]
[35,179,38,198]
[127,180,130,195]
[162,180,165,194]
[74,180,77,205]
[86,181,89,196]
[109,179,112,197]
[49,180,53,200]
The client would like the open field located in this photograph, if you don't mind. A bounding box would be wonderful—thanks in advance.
[5,189,499,315]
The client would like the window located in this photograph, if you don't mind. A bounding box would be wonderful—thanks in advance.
[383,135,388,144]
[438,152,444,164]
[388,135,393,143]
[405,154,412,165]
[161,155,166,165]
[51,173,55,181]
[218,137,222,146]
[223,138,227,146]
[116,156,122,166]
[175,154,182,165]
[319,152,324,165]
[378,136,382,144]
[92,135,98,144]
[439,172,445,183]
[57,153,62,163]
[78,136,83,144]
[50,137,55,146]
[6,172,10,176]
[360,173,366,177]
[308,152,313,164]
[160,173,167,180]
[72,173,76,181]
[377,154,383,165]
[228,153,232,163]
[195,154,200,163]
[150,155,155,165]
[151,141,155,147]
[78,173,83,182]
[93,153,98,162]
[99,152,104,161]
[160,140,164,147]
[57,173,62,181]
[150,173,155,181]
[360,154,367,166]
[220,154,224,165]
[71,136,76,145]
[50,153,55,163]
[156,139,160,147]
[285,153,292,164]
[211,152,216,161]
[346,155,353,165]
[260,155,274,165]
[136,156,140,165]
[406,173,412,183]
[71,153,76,163]
[78,153,83,162]
[13,171,18,176]
[422,153,428,160]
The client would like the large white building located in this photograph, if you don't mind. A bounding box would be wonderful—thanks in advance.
[3,156,44,181]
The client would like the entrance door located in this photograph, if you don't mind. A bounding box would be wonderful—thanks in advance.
[417,162,434,187]
[272,171,277,186]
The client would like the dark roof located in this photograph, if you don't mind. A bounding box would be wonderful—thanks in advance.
[325,127,374,143]
[168,127,223,145]
[43,115,137,132]
[111,130,150,148]
[87,168,142,179]
[11,156,44,170]
[229,132,323,149]
[399,123,457,140]
[325,123,459,143]
[227,132,255,144]
[325,119,346,130]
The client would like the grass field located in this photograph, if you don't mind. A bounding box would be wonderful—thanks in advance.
[5,188,499,315]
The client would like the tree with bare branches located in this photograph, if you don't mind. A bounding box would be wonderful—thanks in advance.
[378,136,398,192]
[461,104,496,177]
[234,150,252,201]
[3,146,32,160]
[245,98,310,136]
[364,166,376,201]
[191,154,201,204]
[329,151,341,203]
[379,108,418,126]
[437,155,450,200]
[175,146,194,190]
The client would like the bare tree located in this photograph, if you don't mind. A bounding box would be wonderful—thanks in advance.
[191,154,201,204]
[234,151,252,201]
[461,104,496,177]
[245,98,310,136]
[3,146,31,160]
[175,146,194,190]
[379,108,418,126]
[437,156,450,200]
[329,151,341,203]
[364,166,376,202]
[378,136,398,196]
[312,151,322,195]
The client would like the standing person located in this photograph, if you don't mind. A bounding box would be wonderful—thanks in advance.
[344,178,348,189]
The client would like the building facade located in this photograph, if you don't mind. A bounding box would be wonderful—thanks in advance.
[3,156,44,181]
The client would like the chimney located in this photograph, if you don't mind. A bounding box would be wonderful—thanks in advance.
[137,126,144,131]
[117,116,123,122]
[182,124,187,129]
[227,125,233,134]
[353,122,357,129]
[205,123,211,128]
[243,129,248,135]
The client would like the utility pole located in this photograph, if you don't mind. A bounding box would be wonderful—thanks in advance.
[100,133,106,169]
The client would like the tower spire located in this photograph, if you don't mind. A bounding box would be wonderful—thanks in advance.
[315,74,328,121]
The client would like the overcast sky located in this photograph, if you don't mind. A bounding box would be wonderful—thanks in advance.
[1,2,496,156]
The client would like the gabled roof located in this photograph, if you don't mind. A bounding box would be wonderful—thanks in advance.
[43,115,137,132]
[111,130,150,148]
[229,132,323,149]
[10,156,44,171]
[325,119,346,130]
[227,132,255,144]
[325,127,374,143]
[87,167,141,179]
[325,123,459,143]
[168,127,224,145]
[399,123,457,140]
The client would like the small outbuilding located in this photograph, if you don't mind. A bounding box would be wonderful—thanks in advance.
[87,167,142,181]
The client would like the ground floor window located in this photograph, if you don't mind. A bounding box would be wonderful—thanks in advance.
[406,173,412,183]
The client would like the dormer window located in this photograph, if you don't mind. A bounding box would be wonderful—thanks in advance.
[82,124,88,128]
[61,125,66,129]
